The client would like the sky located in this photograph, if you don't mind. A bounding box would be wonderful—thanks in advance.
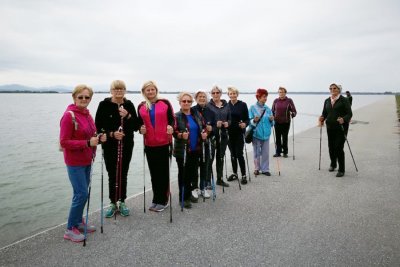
[0,0,399,92]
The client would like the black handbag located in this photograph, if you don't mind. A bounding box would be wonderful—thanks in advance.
[245,108,266,144]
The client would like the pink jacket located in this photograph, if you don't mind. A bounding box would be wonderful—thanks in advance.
[138,100,174,147]
[60,104,97,166]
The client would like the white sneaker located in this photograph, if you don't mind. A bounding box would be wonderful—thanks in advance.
[191,189,199,199]
[201,190,211,199]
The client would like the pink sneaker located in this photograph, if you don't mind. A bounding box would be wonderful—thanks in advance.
[64,227,84,242]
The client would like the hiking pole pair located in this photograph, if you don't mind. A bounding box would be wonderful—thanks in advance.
[83,152,96,247]
[208,138,217,201]
[291,115,295,160]
[240,121,252,183]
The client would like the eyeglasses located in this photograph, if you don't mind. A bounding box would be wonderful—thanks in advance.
[113,88,126,91]
[77,96,91,100]
[181,100,192,103]
[211,91,220,95]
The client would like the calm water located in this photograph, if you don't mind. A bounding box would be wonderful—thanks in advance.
[0,93,386,248]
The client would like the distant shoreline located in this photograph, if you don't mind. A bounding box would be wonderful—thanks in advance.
[0,91,398,95]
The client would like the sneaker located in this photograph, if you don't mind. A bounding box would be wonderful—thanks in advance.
[64,227,85,242]
[227,174,238,181]
[105,203,117,218]
[273,153,281,157]
[201,190,211,198]
[119,202,130,217]
[283,154,288,158]
[183,200,192,209]
[153,204,167,212]
[191,189,199,200]
[216,179,230,187]
[262,171,271,176]
[149,203,157,211]
[78,219,96,233]
[240,175,248,185]
[254,170,260,175]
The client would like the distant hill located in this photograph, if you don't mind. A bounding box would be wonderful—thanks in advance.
[0,84,71,93]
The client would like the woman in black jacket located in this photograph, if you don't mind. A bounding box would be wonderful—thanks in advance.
[173,92,208,208]
[319,83,352,177]
[95,80,140,217]
[226,86,249,185]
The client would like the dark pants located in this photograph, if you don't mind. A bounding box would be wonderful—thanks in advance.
[146,145,170,205]
[176,152,199,201]
[275,122,290,154]
[327,127,346,172]
[104,140,133,203]
[196,141,210,190]
[211,136,228,180]
[228,132,246,176]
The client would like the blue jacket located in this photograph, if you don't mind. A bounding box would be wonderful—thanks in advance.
[248,102,274,141]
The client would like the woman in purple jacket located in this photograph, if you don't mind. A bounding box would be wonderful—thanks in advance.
[271,87,297,158]
[60,84,106,243]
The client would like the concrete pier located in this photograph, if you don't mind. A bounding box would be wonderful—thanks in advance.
[1,96,399,266]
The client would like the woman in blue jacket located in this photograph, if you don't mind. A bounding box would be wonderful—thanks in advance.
[248,88,274,176]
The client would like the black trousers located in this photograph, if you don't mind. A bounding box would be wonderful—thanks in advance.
[104,140,133,203]
[210,136,228,180]
[327,127,346,172]
[176,152,199,201]
[227,132,246,176]
[275,122,290,154]
[196,140,210,190]
[145,145,170,205]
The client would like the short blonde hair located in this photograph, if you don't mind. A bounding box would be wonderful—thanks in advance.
[110,80,126,91]
[227,86,239,95]
[72,84,93,98]
[177,92,194,102]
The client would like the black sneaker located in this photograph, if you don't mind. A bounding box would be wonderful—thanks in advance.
[262,171,271,176]
[283,154,288,158]
[273,153,281,157]
[216,179,230,187]
[227,174,238,181]
[336,171,344,177]
[240,175,247,185]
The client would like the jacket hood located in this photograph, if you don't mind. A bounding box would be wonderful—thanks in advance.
[209,99,228,107]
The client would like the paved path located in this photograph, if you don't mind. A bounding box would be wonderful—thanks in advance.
[1,96,399,267]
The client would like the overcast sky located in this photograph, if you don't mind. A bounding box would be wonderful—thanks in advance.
[1,0,399,92]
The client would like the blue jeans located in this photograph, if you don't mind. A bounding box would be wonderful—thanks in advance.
[66,165,91,229]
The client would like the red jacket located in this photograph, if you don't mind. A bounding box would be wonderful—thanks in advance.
[138,99,175,147]
[60,104,97,166]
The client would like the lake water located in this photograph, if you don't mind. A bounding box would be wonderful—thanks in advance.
[0,93,386,248]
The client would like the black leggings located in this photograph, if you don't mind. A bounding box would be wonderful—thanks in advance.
[227,132,246,176]
[275,122,290,154]
[145,145,170,205]
[176,152,199,201]
[104,140,133,203]
[327,127,346,172]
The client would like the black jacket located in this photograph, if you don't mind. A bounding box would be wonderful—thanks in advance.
[228,100,249,136]
[322,95,352,131]
[95,97,140,146]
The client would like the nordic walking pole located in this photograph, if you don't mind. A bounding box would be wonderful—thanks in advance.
[181,142,187,212]
[202,139,206,203]
[292,114,295,160]
[143,137,146,213]
[340,124,358,172]
[240,120,251,182]
[219,128,225,193]
[83,151,96,247]
[272,127,281,176]
[319,123,322,170]
[114,122,124,220]
[168,139,173,223]
[100,130,105,233]
[209,138,216,202]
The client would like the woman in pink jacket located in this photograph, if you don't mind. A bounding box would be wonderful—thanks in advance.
[60,84,106,243]
[138,81,175,212]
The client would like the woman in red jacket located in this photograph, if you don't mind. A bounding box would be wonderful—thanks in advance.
[60,84,106,243]
[138,81,175,212]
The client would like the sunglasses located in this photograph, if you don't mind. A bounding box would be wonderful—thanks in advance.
[77,96,91,100]
[181,100,192,103]
[211,91,221,95]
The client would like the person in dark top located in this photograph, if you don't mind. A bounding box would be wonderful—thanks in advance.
[95,80,140,217]
[271,87,297,158]
[226,86,249,185]
[345,91,353,106]
[207,85,231,187]
[319,83,353,177]
[192,90,215,197]
[173,92,208,208]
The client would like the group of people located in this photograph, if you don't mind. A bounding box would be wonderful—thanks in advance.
[60,81,352,243]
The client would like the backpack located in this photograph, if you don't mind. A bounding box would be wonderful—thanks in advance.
[59,111,78,151]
